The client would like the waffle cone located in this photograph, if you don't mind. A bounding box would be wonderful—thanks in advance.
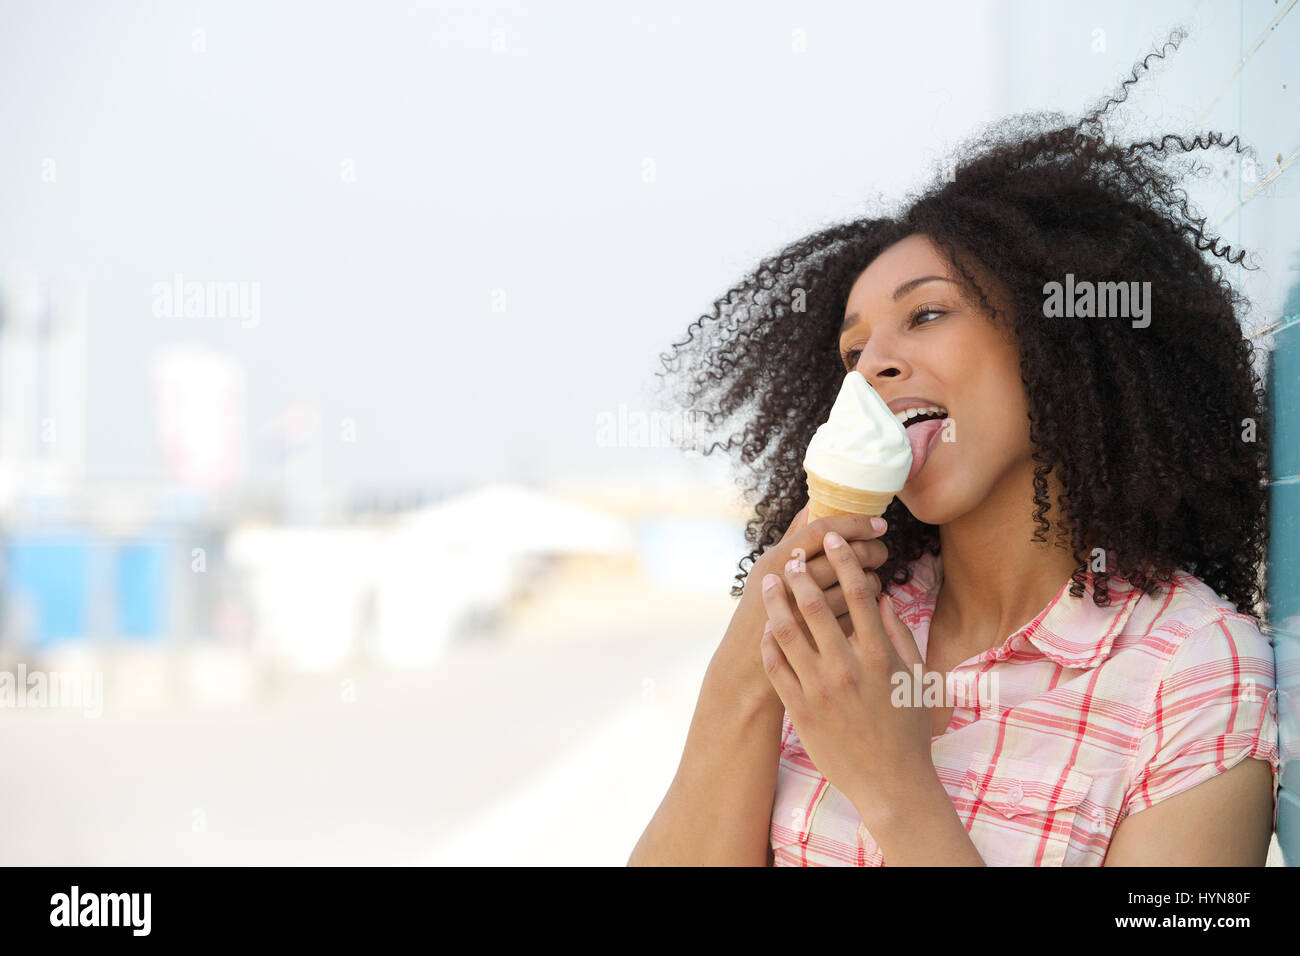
[806,470,897,520]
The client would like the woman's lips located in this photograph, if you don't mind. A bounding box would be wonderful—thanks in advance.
[905,418,946,482]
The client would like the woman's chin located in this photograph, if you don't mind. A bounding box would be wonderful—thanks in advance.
[898,488,938,525]
[900,503,945,526]
[898,476,958,526]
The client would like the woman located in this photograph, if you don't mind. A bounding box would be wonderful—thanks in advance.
[629,37,1279,866]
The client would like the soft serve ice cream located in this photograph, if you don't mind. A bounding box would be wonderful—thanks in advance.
[802,371,913,518]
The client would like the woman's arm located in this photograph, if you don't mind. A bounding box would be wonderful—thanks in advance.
[1104,612,1277,866]
[1102,757,1274,865]
[628,510,890,866]
[626,651,786,866]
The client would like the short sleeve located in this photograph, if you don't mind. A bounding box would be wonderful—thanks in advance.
[1122,613,1279,826]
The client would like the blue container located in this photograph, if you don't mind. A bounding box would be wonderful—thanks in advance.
[4,535,90,647]
[115,540,169,640]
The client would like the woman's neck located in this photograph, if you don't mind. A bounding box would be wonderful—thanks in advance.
[932,459,1079,657]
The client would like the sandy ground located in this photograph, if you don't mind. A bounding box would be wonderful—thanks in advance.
[0,584,729,866]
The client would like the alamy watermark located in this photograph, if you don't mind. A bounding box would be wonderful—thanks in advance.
[50,885,150,935]
[595,404,706,449]
[1043,274,1151,328]
[151,273,260,328]
[0,664,103,718]
[891,663,999,712]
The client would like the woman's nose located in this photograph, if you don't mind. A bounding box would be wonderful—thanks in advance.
[856,352,903,379]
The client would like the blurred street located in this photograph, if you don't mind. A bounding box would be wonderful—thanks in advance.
[0,571,734,866]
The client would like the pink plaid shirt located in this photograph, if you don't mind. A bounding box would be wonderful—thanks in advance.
[770,550,1280,866]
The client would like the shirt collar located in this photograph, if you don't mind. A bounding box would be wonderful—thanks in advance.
[911,551,1144,669]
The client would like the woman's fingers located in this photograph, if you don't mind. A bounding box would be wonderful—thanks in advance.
[849,537,886,568]
[791,522,889,576]
[819,530,890,658]
[795,541,878,587]
[794,514,889,564]
[762,514,887,602]
[760,571,818,677]
[780,552,854,663]
[757,512,889,653]
[769,584,852,635]
[804,540,883,599]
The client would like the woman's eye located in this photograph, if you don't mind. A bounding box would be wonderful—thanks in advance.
[840,308,945,368]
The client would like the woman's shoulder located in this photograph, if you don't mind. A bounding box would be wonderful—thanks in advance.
[1113,567,1275,707]
[1123,567,1270,657]
[1116,568,1279,820]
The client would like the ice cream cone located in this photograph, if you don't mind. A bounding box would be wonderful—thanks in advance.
[802,371,912,520]
[806,470,896,520]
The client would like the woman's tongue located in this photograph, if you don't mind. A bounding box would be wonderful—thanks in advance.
[905,418,945,483]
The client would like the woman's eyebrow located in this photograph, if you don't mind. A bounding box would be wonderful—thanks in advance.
[838,276,959,335]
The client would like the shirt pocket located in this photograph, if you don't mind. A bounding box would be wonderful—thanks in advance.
[961,751,1093,866]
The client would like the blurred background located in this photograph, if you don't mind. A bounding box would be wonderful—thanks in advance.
[0,0,1294,865]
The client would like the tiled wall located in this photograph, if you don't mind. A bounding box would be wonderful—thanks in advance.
[1270,320,1300,864]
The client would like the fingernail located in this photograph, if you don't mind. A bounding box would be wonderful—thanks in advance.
[785,557,804,574]
[871,517,888,533]
[763,621,773,636]
[763,574,780,592]
[825,531,845,550]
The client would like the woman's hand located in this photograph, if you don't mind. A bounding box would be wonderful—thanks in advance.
[758,528,936,827]
[709,506,891,711]
[753,506,892,640]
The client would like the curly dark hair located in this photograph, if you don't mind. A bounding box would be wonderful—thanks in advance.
[652,28,1272,621]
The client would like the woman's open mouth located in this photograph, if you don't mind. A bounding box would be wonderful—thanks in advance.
[897,408,948,483]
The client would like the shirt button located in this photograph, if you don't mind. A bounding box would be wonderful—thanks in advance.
[1006,781,1024,804]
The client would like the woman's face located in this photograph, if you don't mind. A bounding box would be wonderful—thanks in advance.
[838,233,1033,526]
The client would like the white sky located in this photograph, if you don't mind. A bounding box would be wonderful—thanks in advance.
[2,0,1285,494]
